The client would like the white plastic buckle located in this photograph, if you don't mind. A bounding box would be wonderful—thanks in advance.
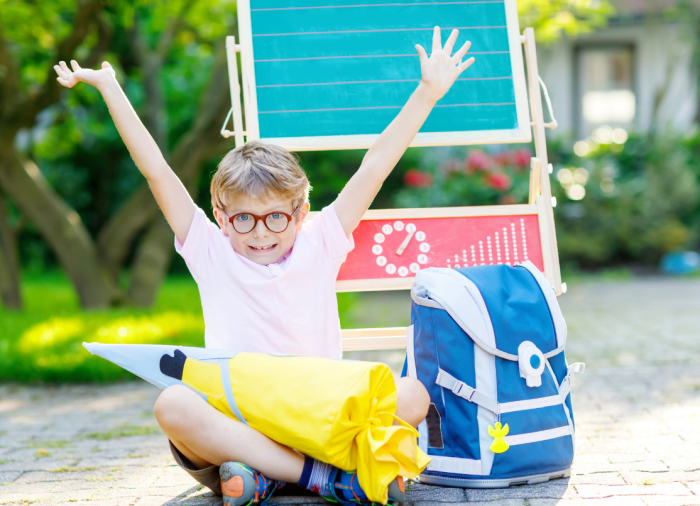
[518,341,545,388]
[569,362,586,375]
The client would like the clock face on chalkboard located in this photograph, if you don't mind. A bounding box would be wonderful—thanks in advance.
[371,221,431,277]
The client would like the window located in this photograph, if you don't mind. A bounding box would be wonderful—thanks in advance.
[576,46,635,138]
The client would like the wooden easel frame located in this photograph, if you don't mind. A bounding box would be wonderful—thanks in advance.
[222,27,562,352]
[224,0,531,149]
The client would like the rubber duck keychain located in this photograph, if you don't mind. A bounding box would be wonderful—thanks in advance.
[488,409,510,453]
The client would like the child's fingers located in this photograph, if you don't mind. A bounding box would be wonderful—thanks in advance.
[457,57,476,74]
[453,40,472,62]
[102,61,113,69]
[415,44,428,64]
[70,60,82,72]
[55,76,72,88]
[431,26,442,55]
[59,61,71,74]
[443,29,459,56]
[53,64,67,79]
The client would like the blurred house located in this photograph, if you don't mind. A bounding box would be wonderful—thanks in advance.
[538,0,699,140]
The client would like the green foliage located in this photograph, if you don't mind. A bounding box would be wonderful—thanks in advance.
[0,273,205,382]
[0,272,360,383]
[519,0,616,43]
[7,0,236,271]
[391,146,534,209]
[548,133,700,268]
[386,134,700,269]
[297,147,427,211]
[0,0,79,89]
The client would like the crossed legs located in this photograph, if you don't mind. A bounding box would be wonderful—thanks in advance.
[154,376,429,480]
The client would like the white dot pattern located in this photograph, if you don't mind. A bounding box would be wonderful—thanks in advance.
[372,221,531,274]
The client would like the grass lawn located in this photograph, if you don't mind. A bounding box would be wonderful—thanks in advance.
[1,266,644,383]
[0,272,360,384]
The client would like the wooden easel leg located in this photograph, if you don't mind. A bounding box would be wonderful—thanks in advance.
[225,36,246,147]
[523,28,563,295]
[529,157,542,206]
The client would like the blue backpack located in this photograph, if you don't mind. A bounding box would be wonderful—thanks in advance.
[405,261,584,487]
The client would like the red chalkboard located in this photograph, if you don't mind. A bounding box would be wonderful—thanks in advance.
[338,215,543,282]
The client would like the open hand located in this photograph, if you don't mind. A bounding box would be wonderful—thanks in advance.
[54,60,116,90]
[415,27,475,101]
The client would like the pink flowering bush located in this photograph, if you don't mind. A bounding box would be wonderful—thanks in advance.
[403,169,434,188]
[394,147,532,208]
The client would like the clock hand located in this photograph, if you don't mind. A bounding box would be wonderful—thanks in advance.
[396,229,415,256]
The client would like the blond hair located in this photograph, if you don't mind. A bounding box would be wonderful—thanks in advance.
[211,141,311,213]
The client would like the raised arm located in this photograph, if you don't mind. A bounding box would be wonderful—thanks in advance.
[332,27,475,237]
[54,61,195,244]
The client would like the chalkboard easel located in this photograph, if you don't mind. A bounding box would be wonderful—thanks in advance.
[222,1,562,352]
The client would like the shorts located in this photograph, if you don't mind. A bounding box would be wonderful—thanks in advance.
[168,441,311,499]
[169,439,222,495]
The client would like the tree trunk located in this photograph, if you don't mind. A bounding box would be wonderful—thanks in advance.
[0,144,119,308]
[127,214,174,306]
[0,193,21,310]
[97,184,159,277]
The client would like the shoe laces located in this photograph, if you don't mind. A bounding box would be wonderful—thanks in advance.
[253,472,279,503]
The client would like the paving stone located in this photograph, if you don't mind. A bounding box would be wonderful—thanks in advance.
[272,497,328,504]
[569,473,626,485]
[406,483,466,502]
[0,481,58,494]
[685,482,700,495]
[530,499,647,506]
[90,484,199,500]
[464,480,576,502]
[415,501,522,506]
[640,497,700,506]
[575,482,693,498]
[38,489,97,502]
[609,461,671,473]
[151,473,203,487]
[27,500,128,506]
[134,496,222,506]
[13,469,113,485]
[0,492,47,505]
[0,473,20,486]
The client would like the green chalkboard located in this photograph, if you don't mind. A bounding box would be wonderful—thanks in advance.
[237,0,530,150]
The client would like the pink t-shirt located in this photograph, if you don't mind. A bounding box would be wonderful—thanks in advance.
[175,204,354,359]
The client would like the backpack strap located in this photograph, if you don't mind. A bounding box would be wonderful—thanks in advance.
[436,369,499,413]
[557,362,586,403]
[437,367,580,416]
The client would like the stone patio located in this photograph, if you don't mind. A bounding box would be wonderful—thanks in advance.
[1,276,699,505]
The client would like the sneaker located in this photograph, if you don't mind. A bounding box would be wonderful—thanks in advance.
[220,462,284,506]
[327,469,405,506]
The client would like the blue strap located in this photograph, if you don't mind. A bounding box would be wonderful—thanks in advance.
[220,358,248,426]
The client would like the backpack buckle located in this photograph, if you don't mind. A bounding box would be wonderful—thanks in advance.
[452,381,477,402]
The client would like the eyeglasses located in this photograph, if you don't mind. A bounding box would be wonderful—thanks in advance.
[219,206,301,234]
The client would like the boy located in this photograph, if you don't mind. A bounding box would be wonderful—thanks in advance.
[54,26,474,505]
